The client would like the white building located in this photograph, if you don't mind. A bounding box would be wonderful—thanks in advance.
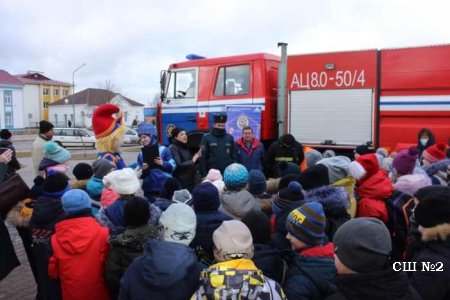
[49,88,144,128]
[0,70,25,129]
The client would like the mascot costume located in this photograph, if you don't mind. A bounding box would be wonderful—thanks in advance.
[92,104,126,169]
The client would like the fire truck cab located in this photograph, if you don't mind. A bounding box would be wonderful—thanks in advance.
[159,53,280,145]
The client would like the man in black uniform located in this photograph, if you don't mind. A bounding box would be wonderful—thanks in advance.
[199,114,236,177]
[264,133,304,178]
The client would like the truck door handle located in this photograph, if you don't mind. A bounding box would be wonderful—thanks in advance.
[322,140,336,145]
[187,117,196,122]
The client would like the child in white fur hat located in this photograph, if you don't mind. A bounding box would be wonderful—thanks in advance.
[96,168,161,234]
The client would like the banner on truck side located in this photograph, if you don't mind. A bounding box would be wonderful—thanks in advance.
[225,105,262,141]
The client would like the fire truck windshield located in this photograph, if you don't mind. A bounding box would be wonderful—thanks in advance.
[166,69,196,99]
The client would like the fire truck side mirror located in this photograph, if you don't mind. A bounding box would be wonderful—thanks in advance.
[160,71,168,102]
[160,71,167,90]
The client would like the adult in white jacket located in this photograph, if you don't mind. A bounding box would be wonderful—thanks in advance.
[31,120,54,177]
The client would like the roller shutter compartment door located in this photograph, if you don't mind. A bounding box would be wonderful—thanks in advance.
[289,89,374,146]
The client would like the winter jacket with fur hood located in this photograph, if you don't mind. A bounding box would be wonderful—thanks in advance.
[409,223,450,300]
[304,186,350,242]
[105,224,160,298]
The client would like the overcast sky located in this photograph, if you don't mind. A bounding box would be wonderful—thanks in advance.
[1,0,449,105]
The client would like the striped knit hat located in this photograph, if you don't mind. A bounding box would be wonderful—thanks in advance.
[286,202,326,246]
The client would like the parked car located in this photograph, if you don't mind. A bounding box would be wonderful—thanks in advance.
[53,128,96,148]
[123,127,140,144]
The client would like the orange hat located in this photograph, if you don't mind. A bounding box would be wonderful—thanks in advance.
[92,104,123,139]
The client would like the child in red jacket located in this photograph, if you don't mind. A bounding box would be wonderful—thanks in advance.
[49,189,110,300]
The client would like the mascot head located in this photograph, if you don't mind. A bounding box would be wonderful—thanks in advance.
[92,104,125,152]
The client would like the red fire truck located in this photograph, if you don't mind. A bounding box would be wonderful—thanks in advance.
[159,44,450,151]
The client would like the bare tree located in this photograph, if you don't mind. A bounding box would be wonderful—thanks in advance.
[97,79,121,93]
[151,93,160,106]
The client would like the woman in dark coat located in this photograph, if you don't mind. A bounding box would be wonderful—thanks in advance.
[417,128,436,158]
[29,171,68,300]
[169,127,201,191]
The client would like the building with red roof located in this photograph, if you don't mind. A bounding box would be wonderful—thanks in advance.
[14,71,72,126]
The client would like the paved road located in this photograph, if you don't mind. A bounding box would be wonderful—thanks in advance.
[0,150,139,298]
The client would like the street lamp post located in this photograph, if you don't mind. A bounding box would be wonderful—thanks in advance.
[72,63,86,127]
[64,98,69,127]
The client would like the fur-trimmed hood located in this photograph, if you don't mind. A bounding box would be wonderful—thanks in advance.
[70,179,90,190]
[421,223,450,242]
[423,158,450,176]
[109,224,160,250]
[6,198,34,228]
[304,185,349,217]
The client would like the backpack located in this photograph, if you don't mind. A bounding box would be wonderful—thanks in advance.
[386,190,416,260]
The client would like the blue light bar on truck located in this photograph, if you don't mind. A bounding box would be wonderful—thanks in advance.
[186,54,206,60]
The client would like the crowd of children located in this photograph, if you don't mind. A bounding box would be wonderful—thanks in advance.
[1,107,450,300]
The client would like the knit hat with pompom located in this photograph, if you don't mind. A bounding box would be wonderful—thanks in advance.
[392,146,418,175]
[422,142,447,163]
